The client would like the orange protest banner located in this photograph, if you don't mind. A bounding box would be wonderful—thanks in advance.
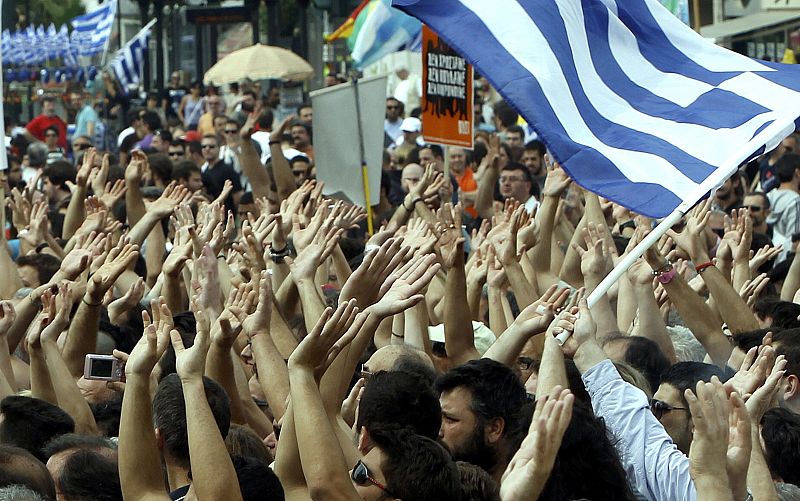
[421,25,473,149]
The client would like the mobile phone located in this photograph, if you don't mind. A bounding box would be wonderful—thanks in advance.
[83,355,123,382]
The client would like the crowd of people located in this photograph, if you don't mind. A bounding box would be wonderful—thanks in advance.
[0,69,798,501]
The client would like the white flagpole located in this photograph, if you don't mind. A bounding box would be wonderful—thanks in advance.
[0,0,7,173]
[100,0,119,67]
[556,114,798,345]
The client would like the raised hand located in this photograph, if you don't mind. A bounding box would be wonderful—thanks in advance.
[685,377,735,496]
[8,187,32,231]
[171,308,211,383]
[491,206,527,265]
[99,179,127,209]
[739,273,769,309]
[163,241,193,278]
[369,253,440,319]
[572,223,612,281]
[108,278,145,326]
[436,203,465,268]
[125,300,173,377]
[40,283,72,344]
[723,208,752,263]
[541,162,572,197]
[403,218,437,256]
[90,153,110,198]
[340,238,409,307]
[242,271,272,338]
[668,198,713,262]
[500,386,574,501]
[288,299,362,379]
[286,217,343,281]
[86,241,140,304]
[749,245,782,276]
[0,301,16,337]
[149,182,193,218]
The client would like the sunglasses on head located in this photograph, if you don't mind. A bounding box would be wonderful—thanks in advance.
[351,460,393,496]
[649,399,687,420]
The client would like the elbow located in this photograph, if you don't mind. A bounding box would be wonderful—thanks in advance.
[307,479,352,501]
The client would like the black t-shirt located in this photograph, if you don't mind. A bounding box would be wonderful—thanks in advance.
[161,86,188,117]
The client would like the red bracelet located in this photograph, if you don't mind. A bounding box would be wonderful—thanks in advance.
[695,261,715,273]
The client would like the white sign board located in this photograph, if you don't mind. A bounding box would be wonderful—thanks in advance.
[310,75,387,207]
[763,0,800,9]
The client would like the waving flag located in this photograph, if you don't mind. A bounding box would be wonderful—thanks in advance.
[326,0,371,41]
[71,0,117,57]
[1,31,10,65]
[110,19,154,90]
[394,0,800,218]
[348,0,421,68]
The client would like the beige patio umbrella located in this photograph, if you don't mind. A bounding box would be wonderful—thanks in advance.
[203,43,314,85]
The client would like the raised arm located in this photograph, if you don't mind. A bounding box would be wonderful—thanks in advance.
[270,116,298,202]
[40,284,99,434]
[119,307,172,501]
[287,302,362,501]
[173,299,243,501]
[62,148,95,240]
[238,106,272,200]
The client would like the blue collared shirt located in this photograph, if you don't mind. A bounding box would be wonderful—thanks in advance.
[582,359,697,501]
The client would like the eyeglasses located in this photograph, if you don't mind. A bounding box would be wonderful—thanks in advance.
[73,143,91,150]
[359,363,373,381]
[744,205,762,211]
[224,129,238,134]
[201,144,217,150]
[351,460,393,496]
[517,356,534,371]
[649,399,688,420]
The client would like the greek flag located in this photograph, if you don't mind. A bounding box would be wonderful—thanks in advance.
[1,31,10,65]
[394,0,800,218]
[70,0,117,57]
[110,20,155,90]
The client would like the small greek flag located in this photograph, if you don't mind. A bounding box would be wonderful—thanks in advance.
[70,0,117,57]
[110,20,155,90]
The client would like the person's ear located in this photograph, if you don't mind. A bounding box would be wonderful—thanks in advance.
[154,427,166,450]
[783,374,799,403]
[357,427,371,455]
[485,417,505,444]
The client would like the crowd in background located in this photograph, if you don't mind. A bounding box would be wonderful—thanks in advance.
[0,67,798,501]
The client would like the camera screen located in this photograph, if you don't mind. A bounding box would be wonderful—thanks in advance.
[90,358,114,377]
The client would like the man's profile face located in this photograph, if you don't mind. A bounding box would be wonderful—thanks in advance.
[42,176,57,202]
[151,135,167,153]
[17,264,40,288]
[782,136,798,154]
[350,447,392,501]
[506,131,523,148]
[521,149,542,174]
[652,383,693,454]
[439,387,495,468]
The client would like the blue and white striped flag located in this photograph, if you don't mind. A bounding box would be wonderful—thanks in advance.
[394,0,800,218]
[110,19,155,90]
[1,30,11,65]
[70,0,117,57]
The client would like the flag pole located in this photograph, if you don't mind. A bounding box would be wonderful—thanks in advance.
[556,115,798,345]
[0,0,7,173]
[351,73,374,235]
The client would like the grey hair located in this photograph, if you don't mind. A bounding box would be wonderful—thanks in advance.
[0,484,46,501]
[667,326,707,362]
[777,482,800,501]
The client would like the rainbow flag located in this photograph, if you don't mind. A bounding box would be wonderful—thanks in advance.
[344,0,421,68]
[326,0,371,41]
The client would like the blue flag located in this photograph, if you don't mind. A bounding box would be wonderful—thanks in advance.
[394,0,800,218]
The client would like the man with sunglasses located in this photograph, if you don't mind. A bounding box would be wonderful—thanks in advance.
[384,97,404,143]
[743,192,772,236]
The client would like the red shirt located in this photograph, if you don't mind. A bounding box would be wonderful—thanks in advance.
[26,115,68,149]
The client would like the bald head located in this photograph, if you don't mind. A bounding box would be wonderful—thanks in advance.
[365,345,436,384]
[401,163,425,194]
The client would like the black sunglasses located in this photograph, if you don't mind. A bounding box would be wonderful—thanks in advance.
[649,399,688,420]
[224,129,238,134]
[744,205,762,211]
[517,356,534,371]
[351,460,393,496]
[168,151,183,157]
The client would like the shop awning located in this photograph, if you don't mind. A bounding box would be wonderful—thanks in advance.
[700,10,800,39]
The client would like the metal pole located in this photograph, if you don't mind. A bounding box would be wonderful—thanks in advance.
[351,74,374,235]
[154,0,164,91]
